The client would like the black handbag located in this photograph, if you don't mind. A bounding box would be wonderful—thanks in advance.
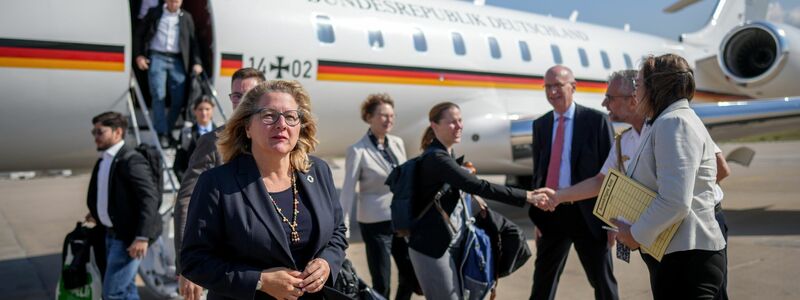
[323,259,387,300]
[473,197,532,278]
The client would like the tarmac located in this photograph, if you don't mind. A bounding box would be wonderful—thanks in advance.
[1,141,799,299]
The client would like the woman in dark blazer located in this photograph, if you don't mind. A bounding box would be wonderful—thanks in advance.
[408,102,538,300]
[181,80,347,300]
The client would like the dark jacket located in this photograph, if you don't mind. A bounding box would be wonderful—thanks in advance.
[181,154,348,300]
[410,139,527,258]
[528,104,613,239]
[173,123,214,181]
[87,144,162,246]
[174,125,223,273]
[134,6,202,74]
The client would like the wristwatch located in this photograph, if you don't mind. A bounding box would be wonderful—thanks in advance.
[256,278,262,291]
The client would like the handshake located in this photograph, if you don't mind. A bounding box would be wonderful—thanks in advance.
[526,188,559,212]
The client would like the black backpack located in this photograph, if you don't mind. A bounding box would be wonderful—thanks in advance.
[384,155,422,233]
[127,143,164,196]
[60,223,92,289]
[384,148,449,233]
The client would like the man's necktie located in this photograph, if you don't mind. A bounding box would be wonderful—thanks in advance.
[545,114,566,189]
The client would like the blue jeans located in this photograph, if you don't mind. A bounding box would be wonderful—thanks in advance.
[148,52,186,134]
[103,234,141,300]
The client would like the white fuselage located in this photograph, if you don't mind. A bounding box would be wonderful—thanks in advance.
[0,0,789,173]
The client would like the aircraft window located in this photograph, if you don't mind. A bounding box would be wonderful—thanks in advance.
[315,15,335,44]
[551,45,563,64]
[600,50,611,69]
[519,41,531,62]
[488,36,501,59]
[578,48,589,67]
[624,53,633,69]
[452,32,466,56]
[368,30,384,49]
[413,28,427,52]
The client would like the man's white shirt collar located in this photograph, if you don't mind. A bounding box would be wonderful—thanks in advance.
[555,101,576,120]
[199,123,213,134]
[102,140,125,159]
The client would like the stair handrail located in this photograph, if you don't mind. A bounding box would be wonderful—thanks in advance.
[128,72,179,202]
[199,72,227,123]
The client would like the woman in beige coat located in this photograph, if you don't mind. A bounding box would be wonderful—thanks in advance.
[339,93,416,299]
[614,54,726,299]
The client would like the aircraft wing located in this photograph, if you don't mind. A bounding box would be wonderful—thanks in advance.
[693,97,800,141]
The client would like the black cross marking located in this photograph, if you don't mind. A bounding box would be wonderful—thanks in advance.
[270,56,289,79]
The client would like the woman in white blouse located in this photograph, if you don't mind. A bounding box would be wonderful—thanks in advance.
[339,93,416,299]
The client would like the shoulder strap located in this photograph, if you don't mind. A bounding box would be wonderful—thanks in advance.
[412,148,453,225]
[615,128,631,174]
[412,182,451,223]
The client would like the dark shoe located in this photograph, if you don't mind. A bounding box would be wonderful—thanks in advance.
[169,134,178,148]
[158,134,171,149]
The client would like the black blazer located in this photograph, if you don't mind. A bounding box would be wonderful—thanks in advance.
[87,144,162,246]
[181,154,348,300]
[410,139,527,258]
[528,104,613,239]
[134,6,202,74]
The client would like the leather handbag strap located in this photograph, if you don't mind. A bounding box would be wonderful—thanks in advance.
[615,131,626,174]
[413,183,451,224]
[434,187,458,233]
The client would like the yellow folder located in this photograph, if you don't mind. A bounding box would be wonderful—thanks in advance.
[594,168,682,261]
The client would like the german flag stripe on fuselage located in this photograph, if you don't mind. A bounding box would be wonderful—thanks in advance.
[317,59,749,102]
[0,38,124,72]
[220,53,243,77]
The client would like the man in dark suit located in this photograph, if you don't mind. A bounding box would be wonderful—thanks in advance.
[86,111,162,300]
[134,0,203,148]
[528,65,618,300]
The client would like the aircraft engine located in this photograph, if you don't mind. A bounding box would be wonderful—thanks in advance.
[718,21,800,97]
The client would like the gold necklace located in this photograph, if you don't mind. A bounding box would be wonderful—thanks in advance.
[266,170,301,245]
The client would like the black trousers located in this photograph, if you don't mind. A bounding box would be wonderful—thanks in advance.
[641,248,724,300]
[714,206,729,300]
[529,206,619,300]
[359,221,416,300]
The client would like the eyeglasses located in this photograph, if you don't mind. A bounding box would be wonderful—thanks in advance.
[256,108,304,126]
[604,94,631,101]
[229,92,243,101]
[90,128,109,136]
[543,81,575,90]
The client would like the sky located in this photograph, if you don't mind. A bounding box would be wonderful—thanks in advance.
[460,0,800,40]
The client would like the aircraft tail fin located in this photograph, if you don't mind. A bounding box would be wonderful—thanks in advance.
[676,0,769,47]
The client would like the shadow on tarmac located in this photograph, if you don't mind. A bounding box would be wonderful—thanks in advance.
[0,253,60,300]
[724,207,800,236]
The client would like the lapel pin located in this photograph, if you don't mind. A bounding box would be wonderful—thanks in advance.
[307,175,314,183]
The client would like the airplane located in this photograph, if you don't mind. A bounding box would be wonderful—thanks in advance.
[2,0,799,176]
[2,0,800,296]
[1,0,799,176]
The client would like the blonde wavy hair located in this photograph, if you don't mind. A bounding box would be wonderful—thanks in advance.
[217,80,318,172]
